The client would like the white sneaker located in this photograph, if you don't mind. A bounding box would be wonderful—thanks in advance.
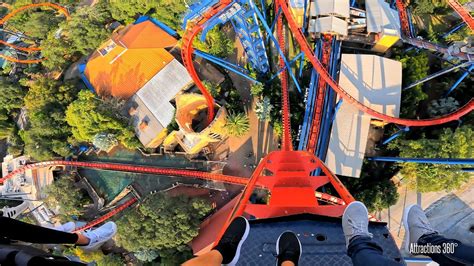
[81,222,117,251]
[57,221,76,232]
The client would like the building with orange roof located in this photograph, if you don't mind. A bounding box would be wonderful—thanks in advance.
[80,17,194,148]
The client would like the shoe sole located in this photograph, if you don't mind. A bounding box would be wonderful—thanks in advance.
[342,201,369,248]
[226,217,250,266]
[82,222,118,252]
[275,231,302,266]
[403,204,417,254]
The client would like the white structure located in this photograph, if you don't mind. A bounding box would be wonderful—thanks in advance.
[309,0,349,36]
[1,155,56,224]
[128,59,193,148]
[365,0,401,52]
[314,16,348,36]
[311,0,350,17]
[326,54,402,177]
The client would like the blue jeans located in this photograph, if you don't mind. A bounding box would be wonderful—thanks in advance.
[348,234,474,266]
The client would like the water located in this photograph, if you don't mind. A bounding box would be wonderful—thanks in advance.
[79,148,210,202]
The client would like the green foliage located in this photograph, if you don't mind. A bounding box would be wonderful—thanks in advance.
[92,133,118,152]
[66,90,140,149]
[411,0,435,15]
[64,247,124,265]
[6,9,62,39]
[41,3,111,70]
[107,0,187,29]
[389,126,473,192]
[23,77,78,160]
[255,97,273,120]
[250,83,264,97]
[116,193,212,252]
[7,129,24,157]
[445,26,471,42]
[0,78,25,140]
[342,161,399,212]
[427,97,459,117]
[225,112,250,137]
[45,174,91,220]
[272,121,282,137]
[393,50,429,118]
[135,249,159,262]
[193,27,234,57]
[203,80,223,98]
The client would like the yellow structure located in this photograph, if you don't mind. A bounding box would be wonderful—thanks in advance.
[372,33,400,53]
[164,94,228,156]
[289,0,306,27]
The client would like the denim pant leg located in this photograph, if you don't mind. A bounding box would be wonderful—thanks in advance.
[418,233,474,266]
[347,236,402,266]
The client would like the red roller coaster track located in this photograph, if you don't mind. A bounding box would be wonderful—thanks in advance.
[306,34,332,154]
[447,0,474,30]
[0,3,70,64]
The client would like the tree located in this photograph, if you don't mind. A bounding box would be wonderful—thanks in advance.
[389,126,473,192]
[225,112,250,137]
[427,97,459,117]
[135,249,159,262]
[273,121,282,137]
[45,174,91,220]
[193,27,234,57]
[23,77,78,160]
[41,3,111,70]
[393,50,429,118]
[0,78,26,112]
[341,160,399,212]
[66,90,140,149]
[6,9,63,39]
[92,133,118,152]
[255,97,273,120]
[116,193,212,252]
[250,83,264,97]
[411,0,435,15]
[108,0,187,28]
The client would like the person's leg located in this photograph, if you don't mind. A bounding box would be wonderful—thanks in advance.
[404,204,474,265]
[0,217,79,244]
[183,216,250,266]
[276,231,301,266]
[0,217,116,251]
[343,201,401,266]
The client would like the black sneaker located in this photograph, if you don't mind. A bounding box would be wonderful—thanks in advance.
[276,231,302,266]
[213,216,250,265]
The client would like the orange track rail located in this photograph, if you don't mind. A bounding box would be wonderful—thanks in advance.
[0,160,248,185]
[73,197,138,232]
[447,0,474,30]
[276,3,293,151]
[276,0,473,127]
[0,3,70,64]
[306,35,332,154]
[181,2,232,123]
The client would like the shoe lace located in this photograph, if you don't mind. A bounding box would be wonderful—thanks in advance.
[348,218,372,238]
[84,229,99,245]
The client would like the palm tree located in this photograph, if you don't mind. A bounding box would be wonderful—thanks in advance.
[225,112,250,137]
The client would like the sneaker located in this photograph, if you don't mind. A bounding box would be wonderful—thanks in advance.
[57,221,76,232]
[213,216,250,266]
[403,204,437,254]
[342,201,372,248]
[81,222,117,251]
[276,231,301,266]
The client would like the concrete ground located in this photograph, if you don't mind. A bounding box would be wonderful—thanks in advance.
[380,179,474,249]
[222,35,279,178]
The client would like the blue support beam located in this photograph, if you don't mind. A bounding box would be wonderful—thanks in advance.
[194,50,259,82]
[332,99,343,123]
[268,8,282,42]
[404,62,471,90]
[381,127,409,145]
[269,52,304,81]
[368,157,474,165]
[441,22,466,39]
[445,64,474,96]
[251,0,303,92]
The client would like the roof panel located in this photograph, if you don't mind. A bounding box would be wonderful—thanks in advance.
[313,0,350,18]
[314,16,348,36]
[136,59,193,126]
[326,54,402,177]
[366,0,401,35]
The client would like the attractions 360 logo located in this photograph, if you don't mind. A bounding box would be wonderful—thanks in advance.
[410,243,458,254]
